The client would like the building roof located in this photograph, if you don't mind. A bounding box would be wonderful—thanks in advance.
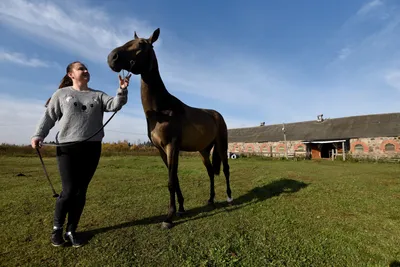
[227,112,400,143]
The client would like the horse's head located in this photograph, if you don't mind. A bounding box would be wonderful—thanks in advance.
[107,28,160,75]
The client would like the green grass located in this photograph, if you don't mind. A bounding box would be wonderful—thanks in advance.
[1,155,400,266]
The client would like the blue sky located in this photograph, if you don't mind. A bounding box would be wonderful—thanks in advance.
[0,0,399,145]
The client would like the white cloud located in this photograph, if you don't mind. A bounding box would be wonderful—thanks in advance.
[0,93,265,145]
[0,0,277,108]
[385,70,400,91]
[326,0,400,87]
[0,0,309,121]
[337,47,352,60]
[0,49,51,67]
[357,0,383,16]
[0,94,55,145]
[224,116,262,129]
[0,0,155,62]
[0,93,148,145]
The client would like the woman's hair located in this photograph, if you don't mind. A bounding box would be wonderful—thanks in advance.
[44,61,82,107]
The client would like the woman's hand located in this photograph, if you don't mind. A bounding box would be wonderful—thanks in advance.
[119,73,132,89]
[31,137,43,149]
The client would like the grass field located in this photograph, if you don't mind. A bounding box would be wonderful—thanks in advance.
[1,155,400,266]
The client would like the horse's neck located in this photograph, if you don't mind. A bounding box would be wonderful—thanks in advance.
[140,66,170,113]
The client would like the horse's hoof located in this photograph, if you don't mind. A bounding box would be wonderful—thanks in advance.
[176,211,186,217]
[207,200,215,206]
[161,222,173,229]
[227,197,234,206]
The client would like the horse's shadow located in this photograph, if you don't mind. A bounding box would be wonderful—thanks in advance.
[80,178,309,240]
[233,178,309,205]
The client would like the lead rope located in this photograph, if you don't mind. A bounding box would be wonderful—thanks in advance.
[36,148,59,198]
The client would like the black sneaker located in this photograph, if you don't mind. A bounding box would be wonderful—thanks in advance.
[51,229,65,247]
[64,231,84,248]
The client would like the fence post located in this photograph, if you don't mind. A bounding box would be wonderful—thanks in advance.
[342,141,346,161]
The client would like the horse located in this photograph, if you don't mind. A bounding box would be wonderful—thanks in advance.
[107,28,233,229]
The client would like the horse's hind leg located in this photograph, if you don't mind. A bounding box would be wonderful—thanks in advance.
[199,146,215,206]
[219,146,233,204]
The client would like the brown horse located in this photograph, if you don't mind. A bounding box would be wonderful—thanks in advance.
[107,28,233,229]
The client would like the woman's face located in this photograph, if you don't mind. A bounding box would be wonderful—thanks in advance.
[68,63,90,84]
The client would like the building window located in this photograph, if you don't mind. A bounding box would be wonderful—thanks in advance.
[354,144,364,152]
[295,145,305,152]
[278,146,285,152]
[385,143,395,152]
[261,146,269,153]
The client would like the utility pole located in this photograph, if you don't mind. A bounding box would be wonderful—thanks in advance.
[282,123,288,159]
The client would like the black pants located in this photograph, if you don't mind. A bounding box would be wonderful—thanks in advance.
[53,141,102,232]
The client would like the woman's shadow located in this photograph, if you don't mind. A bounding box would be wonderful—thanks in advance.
[80,178,309,240]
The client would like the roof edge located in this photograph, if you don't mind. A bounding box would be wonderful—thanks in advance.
[228,112,400,130]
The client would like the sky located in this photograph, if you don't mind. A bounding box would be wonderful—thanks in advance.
[0,0,399,145]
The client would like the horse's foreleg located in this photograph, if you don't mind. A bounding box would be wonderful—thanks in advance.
[174,175,185,215]
[158,147,185,216]
[161,139,180,229]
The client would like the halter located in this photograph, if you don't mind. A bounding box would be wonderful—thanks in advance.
[124,44,154,75]
[121,60,136,78]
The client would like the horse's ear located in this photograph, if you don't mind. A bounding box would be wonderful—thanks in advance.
[134,31,139,39]
[148,28,160,44]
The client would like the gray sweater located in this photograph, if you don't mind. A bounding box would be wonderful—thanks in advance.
[32,86,128,143]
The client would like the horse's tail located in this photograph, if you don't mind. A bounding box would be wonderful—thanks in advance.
[211,111,233,203]
[212,112,228,176]
[212,144,222,175]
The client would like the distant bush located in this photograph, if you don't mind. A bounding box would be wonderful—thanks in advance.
[345,153,400,163]
[0,141,156,157]
[3,142,398,163]
[0,143,57,157]
[0,141,201,158]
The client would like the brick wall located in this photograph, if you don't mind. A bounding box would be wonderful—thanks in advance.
[228,136,400,159]
[349,137,400,158]
[228,140,307,157]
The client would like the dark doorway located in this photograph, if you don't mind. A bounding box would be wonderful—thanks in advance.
[321,143,335,158]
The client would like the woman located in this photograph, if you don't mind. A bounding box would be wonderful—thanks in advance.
[31,61,131,247]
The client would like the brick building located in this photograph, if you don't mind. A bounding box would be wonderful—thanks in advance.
[227,112,400,160]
